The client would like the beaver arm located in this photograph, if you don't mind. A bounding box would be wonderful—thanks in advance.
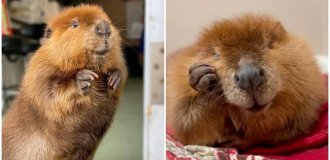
[23,69,90,121]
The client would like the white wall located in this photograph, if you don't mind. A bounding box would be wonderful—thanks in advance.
[166,0,328,56]
[144,0,164,159]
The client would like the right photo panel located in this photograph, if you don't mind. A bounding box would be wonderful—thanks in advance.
[166,0,328,160]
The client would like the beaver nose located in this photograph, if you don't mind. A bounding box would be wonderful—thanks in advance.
[234,62,265,90]
[95,20,111,36]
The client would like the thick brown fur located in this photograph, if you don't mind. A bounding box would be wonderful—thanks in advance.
[3,5,127,160]
[167,14,326,149]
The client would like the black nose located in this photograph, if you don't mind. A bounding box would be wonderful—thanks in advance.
[95,20,111,36]
[234,62,265,90]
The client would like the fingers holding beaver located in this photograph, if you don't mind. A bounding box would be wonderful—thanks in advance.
[76,69,98,95]
[189,63,219,93]
[106,69,122,90]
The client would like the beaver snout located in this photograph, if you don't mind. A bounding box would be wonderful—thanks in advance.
[234,61,265,90]
[95,20,111,37]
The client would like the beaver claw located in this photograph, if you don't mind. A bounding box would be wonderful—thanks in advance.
[76,69,98,95]
[106,69,121,90]
[189,63,219,92]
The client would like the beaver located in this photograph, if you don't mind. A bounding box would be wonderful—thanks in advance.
[3,5,127,160]
[166,14,326,150]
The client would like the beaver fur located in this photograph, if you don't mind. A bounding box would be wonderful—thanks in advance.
[3,5,127,160]
[167,14,326,150]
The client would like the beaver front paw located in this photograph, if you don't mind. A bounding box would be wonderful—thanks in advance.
[106,69,122,90]
[189,63,219,93]
[76,69,98,95]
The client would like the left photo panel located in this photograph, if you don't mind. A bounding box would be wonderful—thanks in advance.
[2,0,164,160]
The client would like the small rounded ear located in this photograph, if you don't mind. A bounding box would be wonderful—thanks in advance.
[273,22,286,38]
[44,26,52,39]
[268,22,287,48]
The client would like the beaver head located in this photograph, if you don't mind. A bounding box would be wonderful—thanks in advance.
[197,14,288,111]
[42,5,121,72]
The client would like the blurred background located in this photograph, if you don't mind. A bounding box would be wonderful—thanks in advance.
[167,0,328,73]
[2,0,164,159]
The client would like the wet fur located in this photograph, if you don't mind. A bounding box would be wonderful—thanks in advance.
[167,14,326,149]
[3,5,127,160]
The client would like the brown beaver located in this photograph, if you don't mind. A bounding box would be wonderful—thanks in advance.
[3,5,127,160]
[166,14,326,150]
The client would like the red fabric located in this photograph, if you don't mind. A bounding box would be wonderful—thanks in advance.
[166,134,270,160]
[167,75,328,160]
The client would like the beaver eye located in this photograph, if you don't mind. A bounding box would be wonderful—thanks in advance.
[211,47,221,59]
[211,50,220,59]
[71,20,79,28]
[214,52,220,59]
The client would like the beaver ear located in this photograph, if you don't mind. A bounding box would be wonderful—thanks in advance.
[268,22,287,49]
[273,22,286,37]
[44,26,52,39]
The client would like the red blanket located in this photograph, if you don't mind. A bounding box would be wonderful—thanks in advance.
[167,76,328,160]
